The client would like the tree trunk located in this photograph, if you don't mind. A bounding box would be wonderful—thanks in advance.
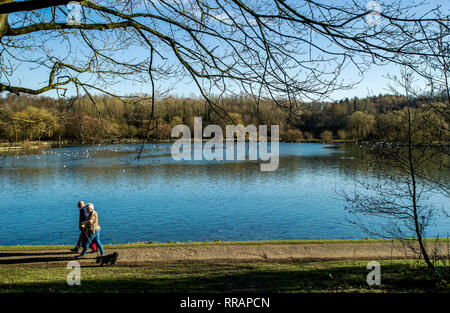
[407,105,439,277]
[0,0,12,39]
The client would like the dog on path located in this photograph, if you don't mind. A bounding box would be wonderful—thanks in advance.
[96,252,118,266]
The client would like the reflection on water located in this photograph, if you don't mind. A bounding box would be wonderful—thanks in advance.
[0,143,448,245]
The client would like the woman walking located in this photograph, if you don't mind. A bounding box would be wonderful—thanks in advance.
[78,203,105,258]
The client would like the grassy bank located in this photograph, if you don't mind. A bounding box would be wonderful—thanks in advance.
[1,259,448,293]
[1,240,449,293]
[1,238,449,251]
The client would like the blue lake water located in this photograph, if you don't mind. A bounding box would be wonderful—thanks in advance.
[0,143,448,245]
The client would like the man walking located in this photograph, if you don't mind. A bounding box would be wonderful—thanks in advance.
[71,201,93,253]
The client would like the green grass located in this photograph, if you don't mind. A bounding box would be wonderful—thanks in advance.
[1,238,449,251]
[0,259,448,293]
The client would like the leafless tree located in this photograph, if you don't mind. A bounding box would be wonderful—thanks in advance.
[0,0,448,125]
[342,67,449,278]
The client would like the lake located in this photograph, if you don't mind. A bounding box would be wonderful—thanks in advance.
[0,142,448,246]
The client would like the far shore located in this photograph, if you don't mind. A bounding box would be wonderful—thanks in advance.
[1,139,447,154]
[0,139,347,153]
[0,138,342,147]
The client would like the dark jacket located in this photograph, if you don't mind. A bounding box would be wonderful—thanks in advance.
[79,205,89,230]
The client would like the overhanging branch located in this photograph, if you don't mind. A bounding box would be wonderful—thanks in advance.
[0,0,73,15]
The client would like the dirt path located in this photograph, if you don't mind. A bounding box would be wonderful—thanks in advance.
[2,241,446,267]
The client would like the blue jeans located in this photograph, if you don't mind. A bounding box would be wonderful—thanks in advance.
[80,230,104,256]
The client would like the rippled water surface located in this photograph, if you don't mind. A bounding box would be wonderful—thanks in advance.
[0,143,448,245]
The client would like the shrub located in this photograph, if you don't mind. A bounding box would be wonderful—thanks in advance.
[337,129,347,140]
[320,130,334,142]
[304,131,314,141]
[280,129,303,142]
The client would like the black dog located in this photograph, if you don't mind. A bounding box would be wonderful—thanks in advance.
[96,252,118,266]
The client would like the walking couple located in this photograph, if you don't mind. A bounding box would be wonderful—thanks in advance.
[71,201,105,258]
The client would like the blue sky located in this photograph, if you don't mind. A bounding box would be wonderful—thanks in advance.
[6,0,449,101]
[14,50,401,100]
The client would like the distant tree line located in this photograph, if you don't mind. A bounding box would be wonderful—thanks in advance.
[0,93,448,144]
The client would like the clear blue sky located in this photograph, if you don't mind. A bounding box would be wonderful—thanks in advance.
[14,52,401,100]
[7,0,449,101]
